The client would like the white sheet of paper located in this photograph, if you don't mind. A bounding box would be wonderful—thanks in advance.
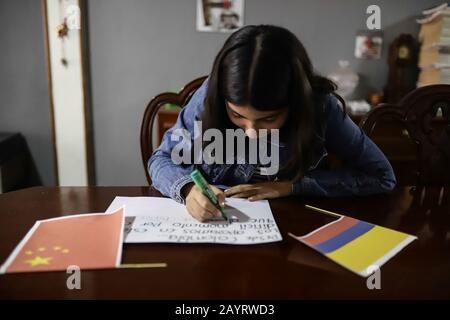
[105,197,282,245]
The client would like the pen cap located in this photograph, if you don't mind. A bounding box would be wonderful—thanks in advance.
[190,170,209,189]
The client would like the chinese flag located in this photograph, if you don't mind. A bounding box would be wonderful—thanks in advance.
[0,207,124,273]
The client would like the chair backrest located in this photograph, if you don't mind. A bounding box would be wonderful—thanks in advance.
[360,85,450,186]
[140,76,207,184]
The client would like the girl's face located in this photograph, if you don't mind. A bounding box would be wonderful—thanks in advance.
[226,101,289,138]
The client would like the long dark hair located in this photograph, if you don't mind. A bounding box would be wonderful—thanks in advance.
[202,25,344,181]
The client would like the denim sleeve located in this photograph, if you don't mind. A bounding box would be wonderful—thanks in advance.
[147,78,208,203]
[293,95,397,197]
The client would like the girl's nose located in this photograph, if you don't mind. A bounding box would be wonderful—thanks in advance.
[244,120,260,138]
[245,127,258,139]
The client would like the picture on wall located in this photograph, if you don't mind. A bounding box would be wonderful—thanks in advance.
[197,0,244,32]
[355,31,383,59]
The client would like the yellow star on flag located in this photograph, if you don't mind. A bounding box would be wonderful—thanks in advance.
[25,256,53,267]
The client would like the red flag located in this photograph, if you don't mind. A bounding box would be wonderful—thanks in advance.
[1,207,124,273]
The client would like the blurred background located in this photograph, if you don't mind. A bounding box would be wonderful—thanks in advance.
[0,0,447,192]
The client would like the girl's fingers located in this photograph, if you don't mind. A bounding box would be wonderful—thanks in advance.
[191,197,216,221]
[211,185,226,206]
[191,185,219,215]
[186,199,202,221]
[193,192,221,217]
[225,184,256,196]
[248,192,274,201]
[230,189,259,198]
[186,187,217,221]
[186,199,205,222]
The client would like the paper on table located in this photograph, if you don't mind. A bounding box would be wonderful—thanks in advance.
[105,197,282,245]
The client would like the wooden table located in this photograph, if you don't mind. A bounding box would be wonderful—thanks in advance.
[0,186,449,299]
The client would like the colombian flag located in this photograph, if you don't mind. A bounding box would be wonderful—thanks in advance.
[290,213,417,277]
[0,207,125,274]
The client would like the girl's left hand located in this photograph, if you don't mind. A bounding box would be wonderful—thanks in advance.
[224,181,293,201]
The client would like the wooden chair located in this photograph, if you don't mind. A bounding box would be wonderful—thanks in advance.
[140,76,207,184]
[360,85,450,187]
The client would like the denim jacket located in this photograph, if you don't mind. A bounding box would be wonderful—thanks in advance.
[148,79,396,204]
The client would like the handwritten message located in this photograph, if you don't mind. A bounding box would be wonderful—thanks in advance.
[106,197,282,245]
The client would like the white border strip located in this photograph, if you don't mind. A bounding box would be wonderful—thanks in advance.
[115,206,125,267]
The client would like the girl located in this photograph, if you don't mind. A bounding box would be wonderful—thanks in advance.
[149,25,396,222]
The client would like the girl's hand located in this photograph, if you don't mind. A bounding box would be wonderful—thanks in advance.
[224,181,293,201]
[183,183,225,222]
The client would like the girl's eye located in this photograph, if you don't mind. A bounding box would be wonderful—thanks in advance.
[262,118,276,122]
[232,112,243,118]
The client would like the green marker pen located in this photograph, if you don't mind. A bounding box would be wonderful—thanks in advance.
[190,169,227,221]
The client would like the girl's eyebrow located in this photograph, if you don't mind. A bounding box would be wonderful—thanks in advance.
[226,105,284,120]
